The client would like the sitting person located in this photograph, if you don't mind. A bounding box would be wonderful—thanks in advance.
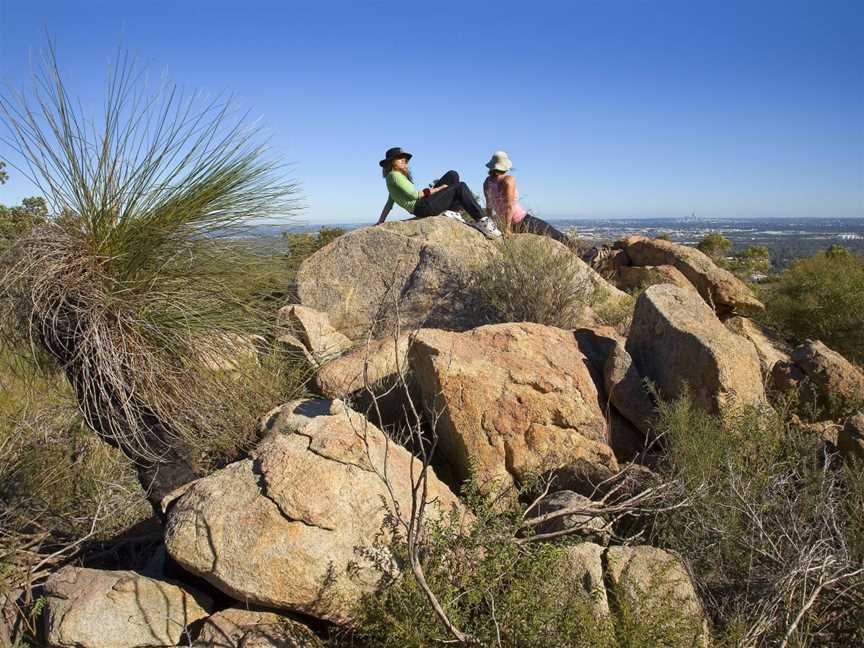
[482,150,570,244]
[377,147,501,238]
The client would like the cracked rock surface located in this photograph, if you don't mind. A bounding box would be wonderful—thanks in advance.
[43,566,212,648]
[410,323,618,497]
[164,399,465,624]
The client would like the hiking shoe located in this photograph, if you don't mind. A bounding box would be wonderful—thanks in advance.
[474,216,502,239]
[441,210,465,223]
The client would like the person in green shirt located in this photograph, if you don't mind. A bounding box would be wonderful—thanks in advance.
[377,147,501,239]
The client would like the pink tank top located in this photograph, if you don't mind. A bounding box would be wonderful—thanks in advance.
[484,175,527,224]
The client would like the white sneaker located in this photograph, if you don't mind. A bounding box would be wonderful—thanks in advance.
[474,216,502,239]
[441,210,465,223]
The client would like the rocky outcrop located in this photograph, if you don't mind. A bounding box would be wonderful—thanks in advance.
[790,340,864,413]
[313,334,414,428]
[297,217,495,339]
[194,607,323,648]
[165,400,464,624]
[409,323,618,496]
[627,285,766,413]
[603,341,655,435]
[616,265,696,294]
[43,567,212,648]
[605,546,707,645]
[724,316,790,375]
[278,305,352,363]
[296,218,626,340]
[614,235,764,315]
[838,412,864,460]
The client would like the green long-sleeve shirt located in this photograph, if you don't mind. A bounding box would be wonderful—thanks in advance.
[384,171,419,214]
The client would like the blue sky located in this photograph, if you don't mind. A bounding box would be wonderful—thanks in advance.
[0,0,862,222]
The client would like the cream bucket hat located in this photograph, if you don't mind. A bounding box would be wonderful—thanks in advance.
[486,150,513,172]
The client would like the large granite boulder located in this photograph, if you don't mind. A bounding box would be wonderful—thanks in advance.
[614,235,764,315]
[43,567,212,648]
[297,218,626,340]
[627,285,766,413]
[409,323,618,496]
[194,607,323,648]
[164,400,464,624]
[297,217,494,339]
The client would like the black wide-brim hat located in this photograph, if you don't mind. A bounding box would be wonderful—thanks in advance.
[379,146,412,167]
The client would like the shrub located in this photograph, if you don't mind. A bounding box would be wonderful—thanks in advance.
[469,235,595,329]
[762,247,864,363]
[651,395,864,645]
[336,478,702,648]
[0,48,303,476]
[696,232,731,259]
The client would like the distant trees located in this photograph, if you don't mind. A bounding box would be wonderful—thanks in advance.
[764,246,864,363]
[697,232,732,259]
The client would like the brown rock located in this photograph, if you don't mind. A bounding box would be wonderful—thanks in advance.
[791,340,864,413]
[603,341,656,435]
[297,217,495,339]
[278,305,352,363]
[839,412,864,460]
[616,265,696,293]
[605,546,707,646]
[724,316,791,375]
[194,607,323,648]
[409,323,618,496]
[627,285,766,413]
[771,360,805,394]
[43,567,212,648]
[165,400,465,624]
[614,235,764,315]
[313,334,416,428]
[558,543,610,617]
[297,218,628,341]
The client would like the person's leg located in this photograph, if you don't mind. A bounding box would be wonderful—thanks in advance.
[434,170,460,188]
[450,182,487,222]
[413,184,459,217]
[519,214,569,244]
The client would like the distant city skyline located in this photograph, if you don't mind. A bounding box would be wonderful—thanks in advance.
[1,0,862,223]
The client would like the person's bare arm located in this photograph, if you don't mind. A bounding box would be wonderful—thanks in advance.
[481,179,492,218]
[503,176,517,224]
[377,197,394,224]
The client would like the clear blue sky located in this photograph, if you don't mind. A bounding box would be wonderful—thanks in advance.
[0,0,862,222]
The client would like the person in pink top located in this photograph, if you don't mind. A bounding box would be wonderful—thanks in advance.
[482,151,570,245]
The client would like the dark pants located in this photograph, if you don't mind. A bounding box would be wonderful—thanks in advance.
[413,170,486,222]
[513,214,569,244]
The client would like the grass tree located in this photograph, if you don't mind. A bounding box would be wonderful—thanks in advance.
[0,47,302,500]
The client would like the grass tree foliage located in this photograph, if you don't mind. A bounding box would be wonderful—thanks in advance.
[0,48,302,482]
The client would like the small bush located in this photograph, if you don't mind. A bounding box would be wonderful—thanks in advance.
[762,247,864,363]
[469,235,595,329]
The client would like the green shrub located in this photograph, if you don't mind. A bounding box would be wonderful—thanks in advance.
[337,477,701,648]
[762,247,864,363]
